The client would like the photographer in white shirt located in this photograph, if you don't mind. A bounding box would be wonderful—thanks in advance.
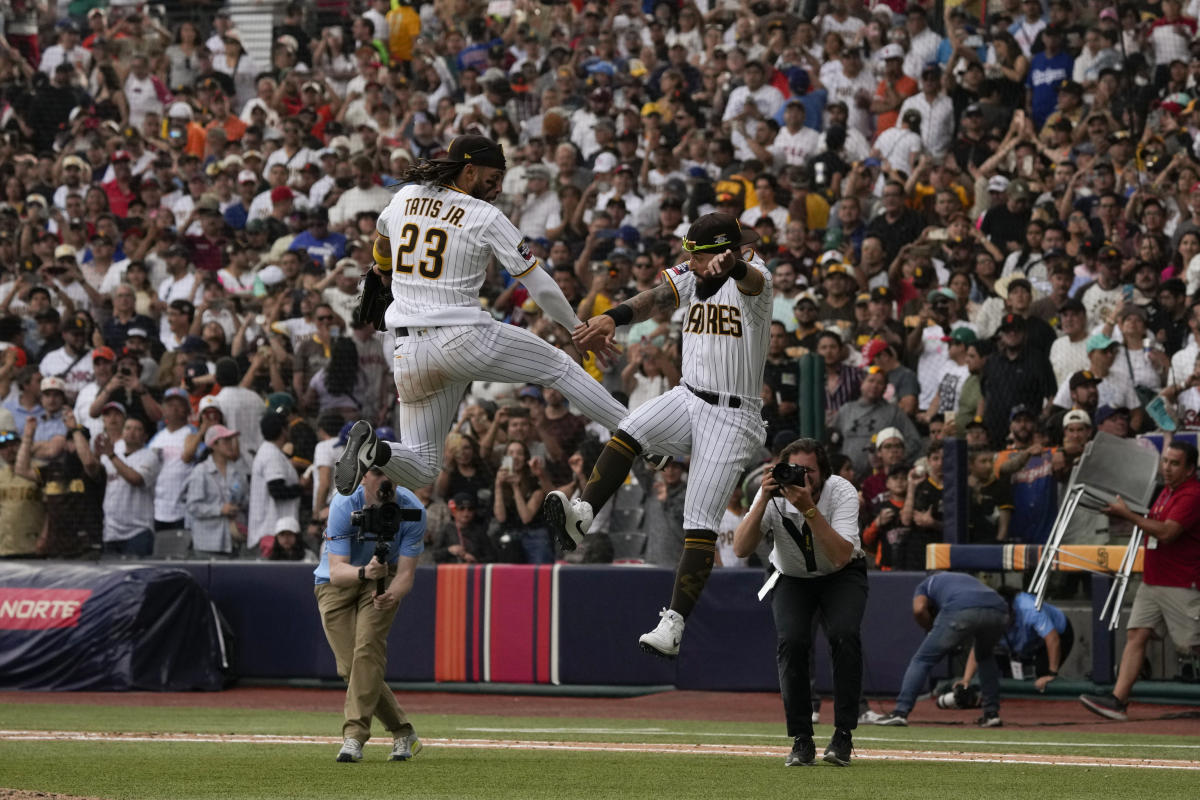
[734,437,867,767]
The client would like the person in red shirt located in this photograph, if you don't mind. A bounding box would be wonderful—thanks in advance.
[1081,441,1200,720]
[102,151,137,218]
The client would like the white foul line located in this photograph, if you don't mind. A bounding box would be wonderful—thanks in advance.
[1,730,1198,771]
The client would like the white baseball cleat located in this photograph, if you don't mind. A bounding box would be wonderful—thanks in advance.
[334,421,378,496]
[639,608,685,659]
[542,491,592,552]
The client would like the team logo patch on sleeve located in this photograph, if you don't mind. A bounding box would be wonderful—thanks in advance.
[669,263,691,276]
[518,238,534,261]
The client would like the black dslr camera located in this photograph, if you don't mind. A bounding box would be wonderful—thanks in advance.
[772,462,811,487]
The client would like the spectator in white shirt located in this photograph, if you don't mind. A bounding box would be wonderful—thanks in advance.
[903,6,943,81]
[329,155,394,228]
[213,357,265,456]
[516,164,562,240]
[97,414,161,557]
[248,412,302,558]
[771,101,821,168]
[39,22,89,77]
[149,387,197,532]
[899,64,955,158]
[722,59,785,124]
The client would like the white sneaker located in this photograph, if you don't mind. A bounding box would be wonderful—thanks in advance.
[336,737,364,762]
[811,710,821,724]
[858,709,885,724]
[542,491,592,552]
[389,732,422,761]
[639,608,685,658]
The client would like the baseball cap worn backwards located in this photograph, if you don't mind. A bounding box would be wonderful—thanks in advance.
[682,212,760,254]
[433,135,507,170]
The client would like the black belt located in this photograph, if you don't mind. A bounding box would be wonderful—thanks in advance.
[394,327,409,337]
[686,383,741,409]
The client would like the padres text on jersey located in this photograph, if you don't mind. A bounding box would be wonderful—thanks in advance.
[663,256,773,399]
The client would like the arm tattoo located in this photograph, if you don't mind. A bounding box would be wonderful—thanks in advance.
[625,281,678,324]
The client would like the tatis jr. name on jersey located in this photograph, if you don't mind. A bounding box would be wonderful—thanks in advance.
[684,303,744,337]
[402,196,467,228]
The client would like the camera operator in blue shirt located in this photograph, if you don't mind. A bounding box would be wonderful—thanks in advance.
[734,438,867,768]
[314,465,425,764]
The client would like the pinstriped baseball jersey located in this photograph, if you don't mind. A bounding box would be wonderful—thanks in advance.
[662,254,773,399]
[378,183,541,328]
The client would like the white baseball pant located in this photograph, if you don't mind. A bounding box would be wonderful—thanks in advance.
[378,321,628,488]
[620,385,766,531]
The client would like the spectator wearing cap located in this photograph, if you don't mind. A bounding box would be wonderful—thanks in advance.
[1079,244,1124,324]
[570,86,614,162]
[897,63,954,157]
[38,314,94,402]
[980,178,1033,255]
[1048,298,1092,385]
[831,367,921,479]
[249,411,303,558]
[1027,24,1073,130]
[329,156,393,229]
[723,57,785,124]
[905,287,956,411]
[430,491,496,564]
[148,386,197,535]
[184,424,249,556]
[290,207,347,269]
[0,420,43,557]
[74,345,116,439]
[861,424,912,509]
[871,43,918,135]
[991,403,1057,543]
[1000,275,1056,356]
[1039,80,1086,142]
[95,414,160,557]
[981,313,1057,448]
[863,338,918,417]
[1107,304,1168,402]
[923,327,976,425]
[53,155,90,212]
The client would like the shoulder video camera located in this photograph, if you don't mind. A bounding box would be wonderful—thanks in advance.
[772,462,811,487]
[350,502,421,539]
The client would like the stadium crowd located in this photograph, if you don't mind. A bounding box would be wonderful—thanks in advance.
[2,0,1200,568]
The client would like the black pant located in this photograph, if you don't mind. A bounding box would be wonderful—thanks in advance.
[771,559,869,738]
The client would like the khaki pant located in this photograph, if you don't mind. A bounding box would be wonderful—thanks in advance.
[314,574,413,743]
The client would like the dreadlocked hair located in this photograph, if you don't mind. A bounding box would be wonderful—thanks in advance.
[397,159,464,187]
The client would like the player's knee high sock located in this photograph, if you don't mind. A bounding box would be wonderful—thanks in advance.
[581,430,640,510]
[669,529,718,618]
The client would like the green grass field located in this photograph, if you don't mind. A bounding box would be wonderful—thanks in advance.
[1,702,1198,800]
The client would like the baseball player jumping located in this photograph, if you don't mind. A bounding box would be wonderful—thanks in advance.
[549,212,772,658]
[334,136,629,496]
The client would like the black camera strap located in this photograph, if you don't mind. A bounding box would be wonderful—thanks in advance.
[779,514,818,573]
